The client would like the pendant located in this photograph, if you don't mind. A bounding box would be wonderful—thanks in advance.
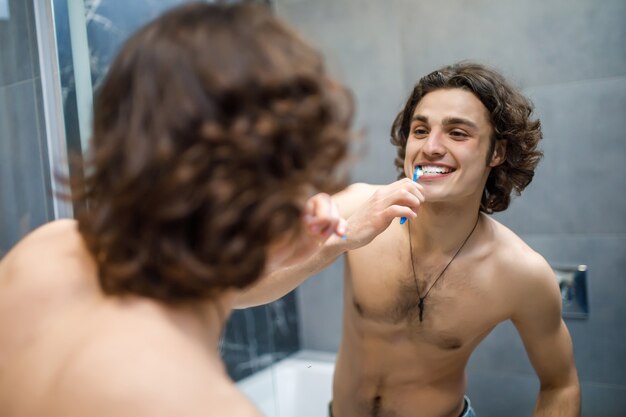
[418,297,425,322]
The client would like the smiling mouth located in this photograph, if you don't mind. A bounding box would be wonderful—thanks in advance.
[417,165,455,175]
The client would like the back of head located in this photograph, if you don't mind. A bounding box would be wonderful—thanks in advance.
[75,3,353,303]
[391,62,543,213]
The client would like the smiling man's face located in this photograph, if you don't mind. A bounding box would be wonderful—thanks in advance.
[404,88,504,204]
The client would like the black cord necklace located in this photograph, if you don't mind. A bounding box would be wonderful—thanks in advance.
[408,215,480,322]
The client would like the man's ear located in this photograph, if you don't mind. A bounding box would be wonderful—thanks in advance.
[489,140,507,167]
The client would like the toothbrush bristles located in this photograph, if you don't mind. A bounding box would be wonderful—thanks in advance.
[413,166,422,181]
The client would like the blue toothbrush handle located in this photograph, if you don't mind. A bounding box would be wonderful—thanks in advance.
[399,167,421,224]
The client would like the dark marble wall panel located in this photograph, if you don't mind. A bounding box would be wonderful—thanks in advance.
[83,0,272,88]
[83,0,189,88]
[221,292,300,381]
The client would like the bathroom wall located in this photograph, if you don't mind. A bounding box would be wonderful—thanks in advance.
[0,0,54,256]
[275,0,626,415]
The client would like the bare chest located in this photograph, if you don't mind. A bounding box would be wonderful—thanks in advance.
[345,248,507,350]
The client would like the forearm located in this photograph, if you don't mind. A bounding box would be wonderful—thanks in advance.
[234,237,348,309]
[534,380,581,417]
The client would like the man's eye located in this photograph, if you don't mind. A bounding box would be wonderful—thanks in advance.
[450,130,468,138]
[413,128,429,136]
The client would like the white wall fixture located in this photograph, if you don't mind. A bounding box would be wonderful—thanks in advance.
[0,0,10,20]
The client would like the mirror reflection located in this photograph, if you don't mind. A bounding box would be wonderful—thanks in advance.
[0,0,624,416]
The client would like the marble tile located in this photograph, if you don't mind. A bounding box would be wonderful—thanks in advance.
[83,0,189,88]
[222,305,274,381]
[267,291,301,357]
[222,292,300,382]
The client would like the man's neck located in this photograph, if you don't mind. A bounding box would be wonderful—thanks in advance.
[408,200,482,255]
[157,292,234,354]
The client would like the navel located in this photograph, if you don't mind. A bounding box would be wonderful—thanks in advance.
[371,394,382,417]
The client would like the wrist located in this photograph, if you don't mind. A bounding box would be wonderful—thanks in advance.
[324,233,353,254]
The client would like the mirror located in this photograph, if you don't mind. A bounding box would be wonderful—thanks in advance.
[38,1,626,416]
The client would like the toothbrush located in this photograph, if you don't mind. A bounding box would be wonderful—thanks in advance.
[399,166,422,224]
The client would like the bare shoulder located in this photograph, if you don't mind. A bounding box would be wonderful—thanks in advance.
[0,219,86,283]
[487,217,553,280]
[1,219,81,265]
[332,182,381,218]
[486,217,559,309]
[0,219,95,290]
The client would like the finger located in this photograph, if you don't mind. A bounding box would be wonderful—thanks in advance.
[309,195,341,228]
[383,205,419,220]
[376,179,423,203]
[335,218,348,237]
[310,215,340,239]
[303,193,330,230]
[384,189,422,211]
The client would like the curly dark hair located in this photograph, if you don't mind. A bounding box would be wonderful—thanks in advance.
[73,3,353,303]
[390,62,542,213]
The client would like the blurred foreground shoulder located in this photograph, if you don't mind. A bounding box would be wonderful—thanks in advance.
[0,219,81,276]
[64,346,263,417]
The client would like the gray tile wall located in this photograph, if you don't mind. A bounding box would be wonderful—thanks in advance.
[0,0,53,257]
[276,0,626,414]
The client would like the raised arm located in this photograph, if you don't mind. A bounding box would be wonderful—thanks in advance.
[234,179,424,308]
[511,255,581,417]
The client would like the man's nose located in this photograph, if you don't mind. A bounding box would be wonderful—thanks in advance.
[422,129,446,156]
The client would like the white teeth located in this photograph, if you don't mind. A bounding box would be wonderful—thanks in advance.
[420,166,453,175]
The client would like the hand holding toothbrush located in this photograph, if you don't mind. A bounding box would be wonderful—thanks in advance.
[335,178,424,250]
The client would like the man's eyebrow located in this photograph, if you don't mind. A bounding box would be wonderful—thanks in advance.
[442,117,479,130]
[411,114,429,124]
[410,115,479,131]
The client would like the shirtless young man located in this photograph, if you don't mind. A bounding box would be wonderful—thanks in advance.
[238,63,581,417]
[0,4,352,417]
